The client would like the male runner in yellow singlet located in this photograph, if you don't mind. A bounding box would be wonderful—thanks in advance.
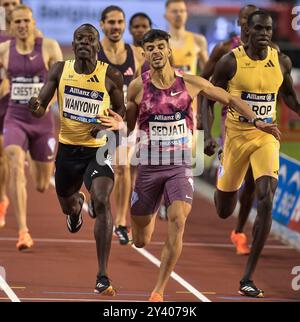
[203,11,300,297]
[29,24,125,295]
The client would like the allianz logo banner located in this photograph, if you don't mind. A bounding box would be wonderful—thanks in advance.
[272,154,300,234]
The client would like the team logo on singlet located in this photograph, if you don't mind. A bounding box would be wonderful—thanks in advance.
[11,76,44,104]
[241,91,276,123]
[63,85,105,123]
[124,67,134,76]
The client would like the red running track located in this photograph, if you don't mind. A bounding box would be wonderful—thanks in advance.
[1,171,300,302]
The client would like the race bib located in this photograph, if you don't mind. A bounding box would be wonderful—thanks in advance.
[11,76,43,104]
[149,112,190,147]
[241,91,276,123]
[63,85,105,124]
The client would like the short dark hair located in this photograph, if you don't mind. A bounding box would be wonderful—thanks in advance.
[238,4,258,17]
[100,5,125,22]
[165,0,185,8]
[74,23,99,40]
[247,10,272,27]
[141,29,170,46]
[129,12,152,28]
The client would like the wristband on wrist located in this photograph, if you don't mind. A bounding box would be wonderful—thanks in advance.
[31,104,40,112]
[252,117,264,128]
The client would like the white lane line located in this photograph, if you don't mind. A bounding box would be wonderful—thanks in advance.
[0,276,21,302]
[0,297,142,302]
[133,246,211,302]
[48,178,211,302]
[0,237,293,249]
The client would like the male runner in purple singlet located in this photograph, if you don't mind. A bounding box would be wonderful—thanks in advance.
[100,29,280,302]
[0,0,43,228]
[0,5,62,250]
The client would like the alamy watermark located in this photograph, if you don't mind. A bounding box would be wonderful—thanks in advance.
[95,126,205,176]
[291,266,300,291]
[292,7,300,31]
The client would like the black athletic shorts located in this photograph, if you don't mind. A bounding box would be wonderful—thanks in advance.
[55,143,114,198]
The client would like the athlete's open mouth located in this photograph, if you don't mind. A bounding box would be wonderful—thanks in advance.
[78,47,90,53]
[257,38,269,43]
[111,31,121,36]
[153,56,162,62]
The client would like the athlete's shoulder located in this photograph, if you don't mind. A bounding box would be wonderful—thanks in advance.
[218,39,234,52]
[269,42,280,53]
[34,28,43,38]
[213,51,237,81]
[218,51,236,65]
[130,44,144,65]
[106,65,123,81]
[128,75,143,96]
[231,45,245,55]
[193,32,207,47]
[183,73,209,86]
[0,40,10,55]
[50,61,65,75]
[129,75,143,88]
[278,52,292,73]
[42,37,60,48]
[210,40,232,61]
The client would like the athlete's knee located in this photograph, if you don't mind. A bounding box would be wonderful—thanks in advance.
[114,165,130,177]
[36,184,48,193]
[93,194,110,215]
[257,189,273,214]
[214,193,229,219]
[9,158,24,178]
[133,236,150,248]
[168,213,186,233]
[216,208,232,219]
[58,195,78,216]
[214,190,236,219]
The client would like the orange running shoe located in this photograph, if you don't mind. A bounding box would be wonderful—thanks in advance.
[16,231,34,251]
[0,196,9,228]
[149,292,163,302]
[231,230,250,255]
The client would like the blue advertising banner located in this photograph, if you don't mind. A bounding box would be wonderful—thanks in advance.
[272,154,300,233]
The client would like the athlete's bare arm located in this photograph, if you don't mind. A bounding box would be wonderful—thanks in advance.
[99,76,142,134]
[28,61,64,117]
[105,65,125,117]
[126,77,142,132]
[131,44,145,75]
[184,65,256,120]
[42,38,63,69]
[279,53,300,116]
[201,41,231,80]
[0,41,10,98]
[90,66,126,137]
[195,33,208,71]
[184,53,281,140]
[199,40,230,147]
